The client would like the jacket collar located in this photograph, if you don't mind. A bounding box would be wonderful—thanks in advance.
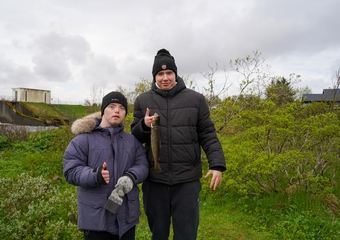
[94,119,124,135]
[152,76,186,97]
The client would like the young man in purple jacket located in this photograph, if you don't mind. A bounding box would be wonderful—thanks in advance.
[63,91,149,240]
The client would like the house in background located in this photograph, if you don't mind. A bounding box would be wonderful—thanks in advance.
[302,89,340,104]
[12,87,51,104]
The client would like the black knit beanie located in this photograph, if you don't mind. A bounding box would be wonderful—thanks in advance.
[101,91,128,116]
[152,49,177,80]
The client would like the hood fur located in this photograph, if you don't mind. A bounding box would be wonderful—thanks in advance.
[71,111,101,135]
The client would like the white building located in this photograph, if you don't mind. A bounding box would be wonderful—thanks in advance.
[12,87,51,104]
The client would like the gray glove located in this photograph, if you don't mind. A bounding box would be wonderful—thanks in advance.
[104,188,123,214]
[115,175,133,197]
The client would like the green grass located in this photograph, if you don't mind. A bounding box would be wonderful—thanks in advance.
[52,104,99,120]
[11,102,99,125]
[198,190,270,239]
[23,102,61,117]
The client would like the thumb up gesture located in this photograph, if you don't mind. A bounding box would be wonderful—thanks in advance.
[101,162,110,184]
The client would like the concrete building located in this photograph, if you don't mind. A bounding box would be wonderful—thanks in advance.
[12,87,51,104]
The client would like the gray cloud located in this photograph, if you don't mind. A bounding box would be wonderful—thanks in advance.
[0,0,339,102]
[31,32,92,82]
[32,53,71,82]
[0,55,38,86]
[33,32,91,65]
[82,54,118,87]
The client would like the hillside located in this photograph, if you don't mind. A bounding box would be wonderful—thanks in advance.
[0,101,99,126]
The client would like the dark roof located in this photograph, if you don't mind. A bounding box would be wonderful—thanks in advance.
[322,89,340,98]
[302,89,340,103]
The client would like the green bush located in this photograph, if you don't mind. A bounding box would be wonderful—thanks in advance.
[0,124,30,144]
[12,127,72,153]
[0,173,82,240]
[224,101,340,198]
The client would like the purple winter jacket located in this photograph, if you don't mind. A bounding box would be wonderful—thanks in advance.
[63,118,149,237]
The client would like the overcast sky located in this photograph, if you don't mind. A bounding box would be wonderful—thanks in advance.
[1,0,339,104]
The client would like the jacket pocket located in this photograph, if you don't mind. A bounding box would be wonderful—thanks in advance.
[120,187,141,224]
[77,192,108,231]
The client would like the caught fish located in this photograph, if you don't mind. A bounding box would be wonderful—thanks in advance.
[151,115,162,172]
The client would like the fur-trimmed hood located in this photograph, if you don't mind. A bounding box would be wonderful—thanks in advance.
[71,111,101,135]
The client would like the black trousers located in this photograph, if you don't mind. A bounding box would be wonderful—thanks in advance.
[142,179,201,240]
[84,226,135,240]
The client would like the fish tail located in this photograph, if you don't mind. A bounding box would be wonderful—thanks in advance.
[154,163,162,173]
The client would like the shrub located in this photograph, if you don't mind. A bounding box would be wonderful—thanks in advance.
[0,173,82,239]
[224,101,340,198]
[0,124,30,143]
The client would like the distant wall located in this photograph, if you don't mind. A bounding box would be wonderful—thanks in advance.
[0,101,45,126]
[11,102,35,117]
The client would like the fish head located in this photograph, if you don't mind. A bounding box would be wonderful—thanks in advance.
[152,115,160,126]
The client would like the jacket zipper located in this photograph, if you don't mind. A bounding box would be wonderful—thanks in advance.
[166,94,173,185]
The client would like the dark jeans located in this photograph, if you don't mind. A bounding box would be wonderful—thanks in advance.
[142,179,201,240]
[84,226,135,240]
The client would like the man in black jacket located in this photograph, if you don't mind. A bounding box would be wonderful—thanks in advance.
[131,49,226,240]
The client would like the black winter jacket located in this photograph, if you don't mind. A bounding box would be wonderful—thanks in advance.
[131,77,226,185]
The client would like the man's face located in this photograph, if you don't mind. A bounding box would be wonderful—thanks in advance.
[155,70,176,90]
[101,103,126,127]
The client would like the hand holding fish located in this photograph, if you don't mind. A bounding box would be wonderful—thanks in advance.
[144,108,159,128]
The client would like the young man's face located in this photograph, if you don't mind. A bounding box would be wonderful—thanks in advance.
[155,70,176,90]
[101,103,126,127]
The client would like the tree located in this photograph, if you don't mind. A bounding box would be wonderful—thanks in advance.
[127,78,152,103]
[223,101,340,197]
[265,75,299,106]
[208,50,272,133]
[329,68,340,112]
[296,85,312,100]
[181,74,198,91]
[84,84,102,113]
[201,63,230,110]
[84,84,102,106]
[229,50,272,97]
[331,68,340,90]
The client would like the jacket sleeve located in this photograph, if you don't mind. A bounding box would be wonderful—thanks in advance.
[131,96,151,144]
[197,95,226,171]
[124,137,149,184]
[63,134,102,188]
